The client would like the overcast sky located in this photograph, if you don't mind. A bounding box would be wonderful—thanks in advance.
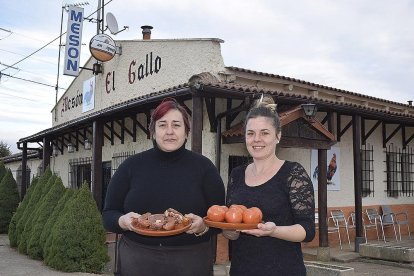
[1,0,413,154]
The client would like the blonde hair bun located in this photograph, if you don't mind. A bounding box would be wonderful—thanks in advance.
[254,94,277,112]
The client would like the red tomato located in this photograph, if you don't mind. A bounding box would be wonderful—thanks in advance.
[225,207,243,223]
[230,204,247,212]
[207,205,226,222]
[242,207,263,224]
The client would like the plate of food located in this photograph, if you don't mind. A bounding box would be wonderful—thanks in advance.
[131,208,191,237]
[203,217,259,230]
[203,204,263,230]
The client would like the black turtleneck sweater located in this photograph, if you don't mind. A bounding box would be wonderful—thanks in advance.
[102,144,225,246]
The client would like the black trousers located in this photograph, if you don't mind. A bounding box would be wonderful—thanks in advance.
[117,236,214,276]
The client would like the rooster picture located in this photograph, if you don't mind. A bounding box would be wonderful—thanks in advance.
[312,152,338,184]
[327,153,337,183]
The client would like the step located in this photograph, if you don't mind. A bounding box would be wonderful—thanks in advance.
[359,244,414,263]
[305,261,355,276]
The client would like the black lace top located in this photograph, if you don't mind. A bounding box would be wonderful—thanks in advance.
[226,161,315,276]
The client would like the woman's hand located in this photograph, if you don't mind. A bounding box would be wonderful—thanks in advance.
[185,213,208,235]
[222,230,240,240]
[242,221,276,237]
[118,212,140,231]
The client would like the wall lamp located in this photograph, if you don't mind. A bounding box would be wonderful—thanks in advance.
[84,139,92,150]
[52,145,59,157]
[301,103,318,118]
[67,143,75,153]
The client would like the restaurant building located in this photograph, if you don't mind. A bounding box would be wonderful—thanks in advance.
[3,27,414,261]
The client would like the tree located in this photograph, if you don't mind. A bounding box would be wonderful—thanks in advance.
[45,184,109,273]
[0,169,20,233]
[0,141,12,157]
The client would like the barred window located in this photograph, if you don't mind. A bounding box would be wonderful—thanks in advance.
[361,144,374,197]
[228,155,252,178]
[69,158,92,189]
[112,151,135,175]
[384,145,414,197]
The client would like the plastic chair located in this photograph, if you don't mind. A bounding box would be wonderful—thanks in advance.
[330,209,353,249]
[381,205,412,241]
[365,208,398,242]
[349,211,380,243]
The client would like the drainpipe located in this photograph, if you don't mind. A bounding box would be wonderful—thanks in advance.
[215,100,250,173]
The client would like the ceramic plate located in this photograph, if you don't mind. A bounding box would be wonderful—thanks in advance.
[131,216,191,237]
[203,217,259,230]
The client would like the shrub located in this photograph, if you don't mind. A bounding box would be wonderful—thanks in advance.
[17,170,54,254]
[15,169,51,248]
[27,177,65,259]
[45,184,109,273]
[8,176,39,247]
[0,162,6,181]
[41,188,75,259]
[0,169,20,233]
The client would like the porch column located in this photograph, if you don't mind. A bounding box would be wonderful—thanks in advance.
[317,149,330,261]
[42,137,51,172]
[92,120,103,211]
[21,142,28,200]
[352,114,364,251]
[191,95,203,154]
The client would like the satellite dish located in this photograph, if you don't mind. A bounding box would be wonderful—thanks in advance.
[106,12,119,35]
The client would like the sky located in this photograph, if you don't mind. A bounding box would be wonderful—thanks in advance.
[1,0,413,154]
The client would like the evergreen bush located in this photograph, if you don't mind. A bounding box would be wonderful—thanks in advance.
[0,169,20,233]
[8,176,39,247]
[45,184,109,273]
[17,174,57,254]
[0,162,6,181]
[15,169,51,247]
[41,188,75,259]
[27,177,65,259]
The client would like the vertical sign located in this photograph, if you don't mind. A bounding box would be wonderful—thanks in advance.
[82,76,95,113]
[63,6,84,76]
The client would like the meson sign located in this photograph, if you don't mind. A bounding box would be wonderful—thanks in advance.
[63,6,84,76]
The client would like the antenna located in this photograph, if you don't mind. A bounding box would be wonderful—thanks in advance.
[106,12,119,34]
[105,12,129,35]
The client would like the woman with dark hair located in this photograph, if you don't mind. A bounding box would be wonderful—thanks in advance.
[224,95,315,276]
[103,98,225,276]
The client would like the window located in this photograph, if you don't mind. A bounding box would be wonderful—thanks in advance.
[112,151,135,175]
[384,145,414,197]
[228,155,252,178]
[69,158,92,189]
[361,144,374,197]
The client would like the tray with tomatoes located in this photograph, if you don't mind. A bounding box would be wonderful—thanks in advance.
[204,205,263,230]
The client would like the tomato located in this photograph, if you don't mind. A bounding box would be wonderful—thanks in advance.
[207,205,226,222]
[230,204,247,212]
[225,207,243,223]
[242,207,263,224]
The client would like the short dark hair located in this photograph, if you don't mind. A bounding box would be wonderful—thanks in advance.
[149,98,191,137]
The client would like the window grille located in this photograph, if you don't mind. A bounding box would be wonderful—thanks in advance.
[228,155,252,178]
[361,144,374,197]
[16,165,30,198]
[384,144,414,197]
[69,157,92,189]
[112,151,135,175]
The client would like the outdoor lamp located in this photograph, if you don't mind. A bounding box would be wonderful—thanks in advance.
[84,139,92,150]
[67,143,74,153]
[52,146,59,157]
[301,103,318,118]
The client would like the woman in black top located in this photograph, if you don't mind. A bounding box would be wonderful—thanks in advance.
[224,95,315,276]
[103,98,225,276]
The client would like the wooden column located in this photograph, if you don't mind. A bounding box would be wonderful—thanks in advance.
[21,142,28,200]
[352,114,364,251]
[191,95,203,154]
[92,120,104,211]
[318,149,328,247]
[42,137,51,172]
